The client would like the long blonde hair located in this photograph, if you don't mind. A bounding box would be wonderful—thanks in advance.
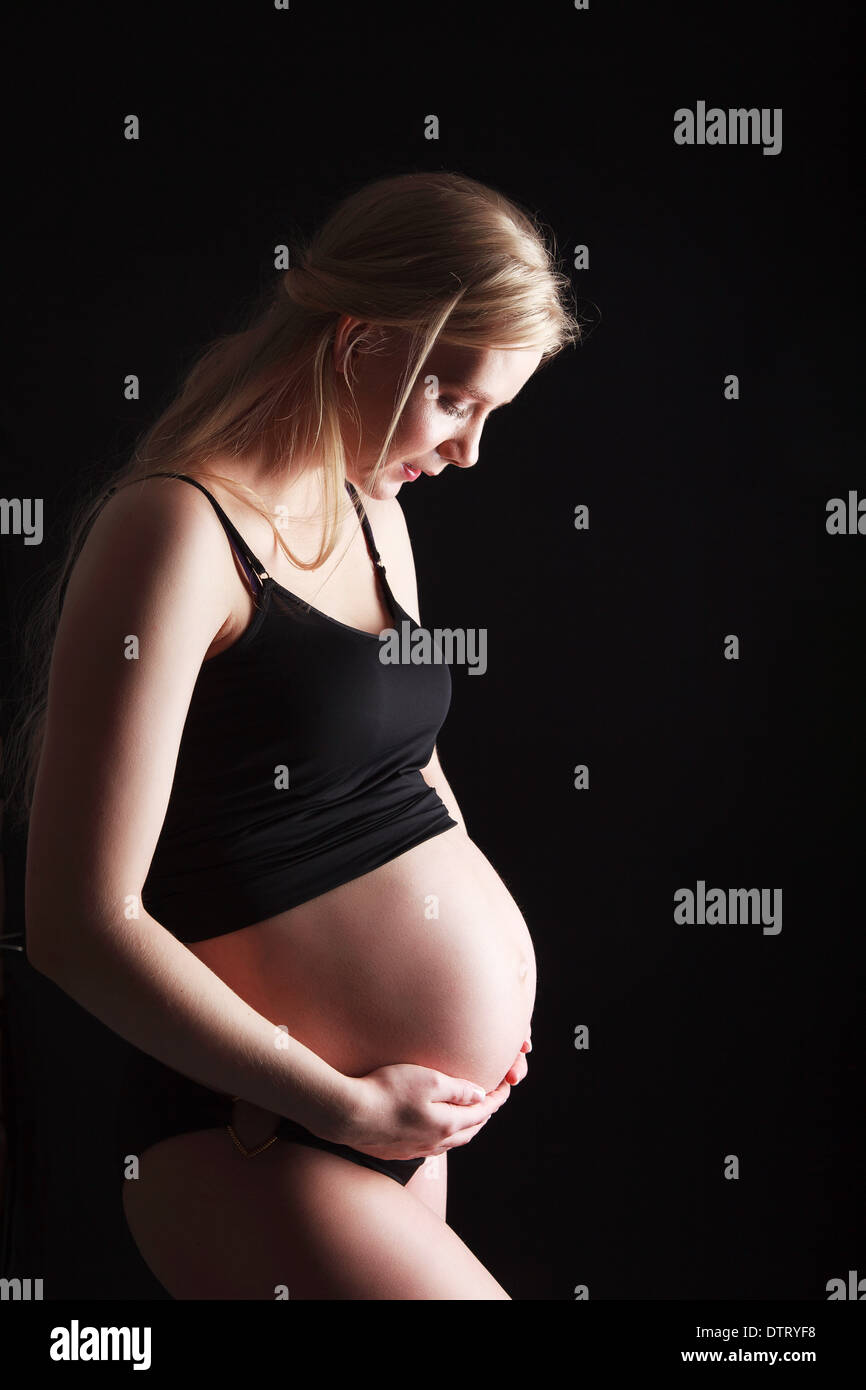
[2,170,586,829]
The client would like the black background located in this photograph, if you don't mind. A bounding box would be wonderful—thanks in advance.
[1,2,862,1301]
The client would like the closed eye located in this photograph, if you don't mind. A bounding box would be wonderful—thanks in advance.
[438,398,469,420]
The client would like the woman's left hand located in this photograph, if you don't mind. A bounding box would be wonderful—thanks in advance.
[502,1024,531,1085]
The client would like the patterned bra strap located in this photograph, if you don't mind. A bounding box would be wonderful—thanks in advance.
[345,479,387,572]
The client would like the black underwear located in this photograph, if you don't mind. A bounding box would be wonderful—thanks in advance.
[114,1044,425,1187]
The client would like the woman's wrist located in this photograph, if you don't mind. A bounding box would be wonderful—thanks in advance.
[295,1065,360,1144]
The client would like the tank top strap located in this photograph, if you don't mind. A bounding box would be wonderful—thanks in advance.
[116,473,385,588]
[135,472,270,591]
[345,480,387,573]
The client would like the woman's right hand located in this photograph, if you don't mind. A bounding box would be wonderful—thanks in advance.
[334,1063,512,1161]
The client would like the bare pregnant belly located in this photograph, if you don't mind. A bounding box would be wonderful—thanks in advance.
[190,825,536,1096]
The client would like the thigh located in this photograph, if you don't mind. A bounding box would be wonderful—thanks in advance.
[121,1128,507,1300]
[405,1152,448,1219]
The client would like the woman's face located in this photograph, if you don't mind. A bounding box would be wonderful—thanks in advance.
[337,324,543,500]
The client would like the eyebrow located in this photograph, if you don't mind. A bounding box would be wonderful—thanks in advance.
[439,381,513,409]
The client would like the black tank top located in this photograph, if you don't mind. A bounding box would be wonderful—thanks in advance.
[137,473,457,942]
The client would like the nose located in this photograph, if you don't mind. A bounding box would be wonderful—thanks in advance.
[440,428,482,469]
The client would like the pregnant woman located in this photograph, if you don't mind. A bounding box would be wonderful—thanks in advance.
[16,171,580,1298]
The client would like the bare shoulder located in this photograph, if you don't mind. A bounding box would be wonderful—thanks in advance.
[90,472,230,551]
[76,473,240,612]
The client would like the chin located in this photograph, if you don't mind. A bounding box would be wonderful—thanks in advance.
[353,467,403,500]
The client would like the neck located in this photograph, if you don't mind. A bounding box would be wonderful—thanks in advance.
[206,454,359,529]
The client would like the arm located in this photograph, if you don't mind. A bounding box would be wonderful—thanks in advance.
[25,479,354,1142]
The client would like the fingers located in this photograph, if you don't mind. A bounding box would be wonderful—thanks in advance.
[485,1077,512,1105]
[504,1051,529,1085]
[448,1079,510,1127]
[435,1066,522,1152]
[434,1073,516,1152]
[443,1108,495,1146]
[435,1116,493,1153]
[449,1079,490,1105]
